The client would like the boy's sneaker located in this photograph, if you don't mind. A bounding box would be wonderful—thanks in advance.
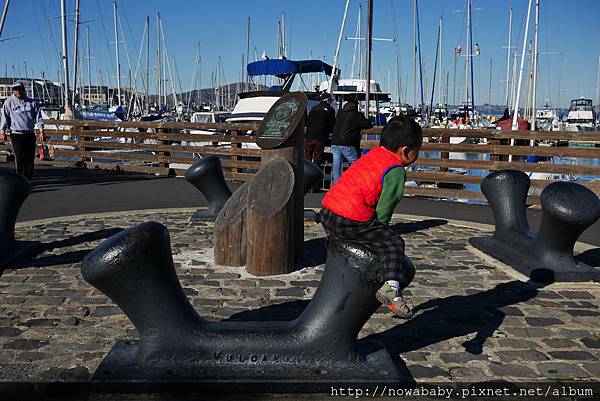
[376,284,413,319]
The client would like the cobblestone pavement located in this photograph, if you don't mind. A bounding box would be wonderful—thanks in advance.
[1,209,599,384]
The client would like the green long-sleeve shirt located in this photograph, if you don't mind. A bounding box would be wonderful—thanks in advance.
[376,167,406,225]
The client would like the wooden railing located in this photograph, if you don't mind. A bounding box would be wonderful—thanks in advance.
[0,119,598,204]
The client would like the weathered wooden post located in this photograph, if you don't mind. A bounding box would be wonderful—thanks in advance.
[246,92,307,275]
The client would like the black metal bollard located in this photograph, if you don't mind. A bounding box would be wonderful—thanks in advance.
[303,159,323,195]
[0,171,40,269]
[532,182,600,280]
[82,222,412,389]
[481,169,532,241]
[470,169,600,282]
[185,156,232,220]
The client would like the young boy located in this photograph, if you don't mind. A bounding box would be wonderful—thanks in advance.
[320,115,422,318]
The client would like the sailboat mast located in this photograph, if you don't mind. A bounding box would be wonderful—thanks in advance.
[60,0,70,111]
[0,0,10,40]
[596,50,600,108]
[511,0,533,131]
[145,16,149,113]
[351,4,361,80]
[412,0,417,107]
[488,58,492,104]
[464,0,470,113]
[245,17,250,86]
[113,0,122,106]
[531,0,539,131]
[505,6,512,107]
[86,25,91,107]
[328,0,350,96]
[365,0,373,118]
[156,12,161,109]
[72,0,80,107]
[430,16,441,113]
[469,0,475,120]
[439,14,443,105]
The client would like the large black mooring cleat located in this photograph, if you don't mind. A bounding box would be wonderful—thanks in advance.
[185,156,232,220]
[81,222,413,390]
[469,169,600,283]
[0,171,41,269]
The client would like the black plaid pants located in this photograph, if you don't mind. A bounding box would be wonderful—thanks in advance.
[320,208,415,287]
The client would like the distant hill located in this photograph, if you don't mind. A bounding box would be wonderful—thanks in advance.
[147,82,268,107]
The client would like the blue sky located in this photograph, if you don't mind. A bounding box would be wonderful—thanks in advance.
[1,0,599,108]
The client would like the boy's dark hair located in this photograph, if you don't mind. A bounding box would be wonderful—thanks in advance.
[380,115,423,151]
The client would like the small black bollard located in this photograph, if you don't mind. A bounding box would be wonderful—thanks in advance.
[470,169,600,282]
[303,159,323,195]
[81,222,412,390]
[0,171,41,269]
[481,169,532,240]
[185,156,232,220]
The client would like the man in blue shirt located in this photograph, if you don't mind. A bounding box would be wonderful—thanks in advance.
[0,81,45,180]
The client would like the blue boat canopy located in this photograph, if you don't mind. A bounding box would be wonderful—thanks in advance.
[247,59,335,77]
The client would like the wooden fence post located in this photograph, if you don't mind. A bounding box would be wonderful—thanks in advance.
[440,135,450,173]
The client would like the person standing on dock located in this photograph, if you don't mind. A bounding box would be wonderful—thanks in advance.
[330,99,372,183]
[0,81,45,181]
[304,93,336,168]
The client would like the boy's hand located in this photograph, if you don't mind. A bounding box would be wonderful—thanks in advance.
[39,131,46,142]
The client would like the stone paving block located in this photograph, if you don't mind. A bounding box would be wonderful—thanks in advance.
[581,337,600,349]
[543,338,580,349]
[537,362,590,379]
[408,364,450,379]
[489,362,538,378]
[525,317,564,327]
[494,349,550,362]
[3,339,49,351]
[548,351,598,361]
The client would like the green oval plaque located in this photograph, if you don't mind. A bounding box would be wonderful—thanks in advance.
[257,92,308,149]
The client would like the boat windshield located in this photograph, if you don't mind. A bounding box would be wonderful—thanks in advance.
[569,99,593,111]
[191,114,214,123]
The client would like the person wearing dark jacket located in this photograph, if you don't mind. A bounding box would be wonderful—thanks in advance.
[331,100,372,183]
[304,93,335,166]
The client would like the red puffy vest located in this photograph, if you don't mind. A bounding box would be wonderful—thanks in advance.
[322,146,404,222]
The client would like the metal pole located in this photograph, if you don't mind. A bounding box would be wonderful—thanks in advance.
[439,15,443,105]
[60,0,70,111]
[351,4,361,80]
[365,0,373,118]
[489,58,493,104]
[328,0,350,95]
[156,12,161,109]
[0,0,11,40]
[145,16,149,113]
[512,0,533,131]
[87,25,92,106]
[505,6,512,107]
[412,0,417,107]
[531,0,539,131]
[113,0,122,106]
[72,0,80,107]
[469,0,476,121]
[245,17,250,86]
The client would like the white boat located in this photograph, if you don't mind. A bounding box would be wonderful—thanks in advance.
[226,59,334,125]
[535,105,560,131]
[564,98,596,132]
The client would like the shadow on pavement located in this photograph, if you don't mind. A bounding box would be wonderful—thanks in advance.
[362,280,546,356]
[4,227,123,271]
